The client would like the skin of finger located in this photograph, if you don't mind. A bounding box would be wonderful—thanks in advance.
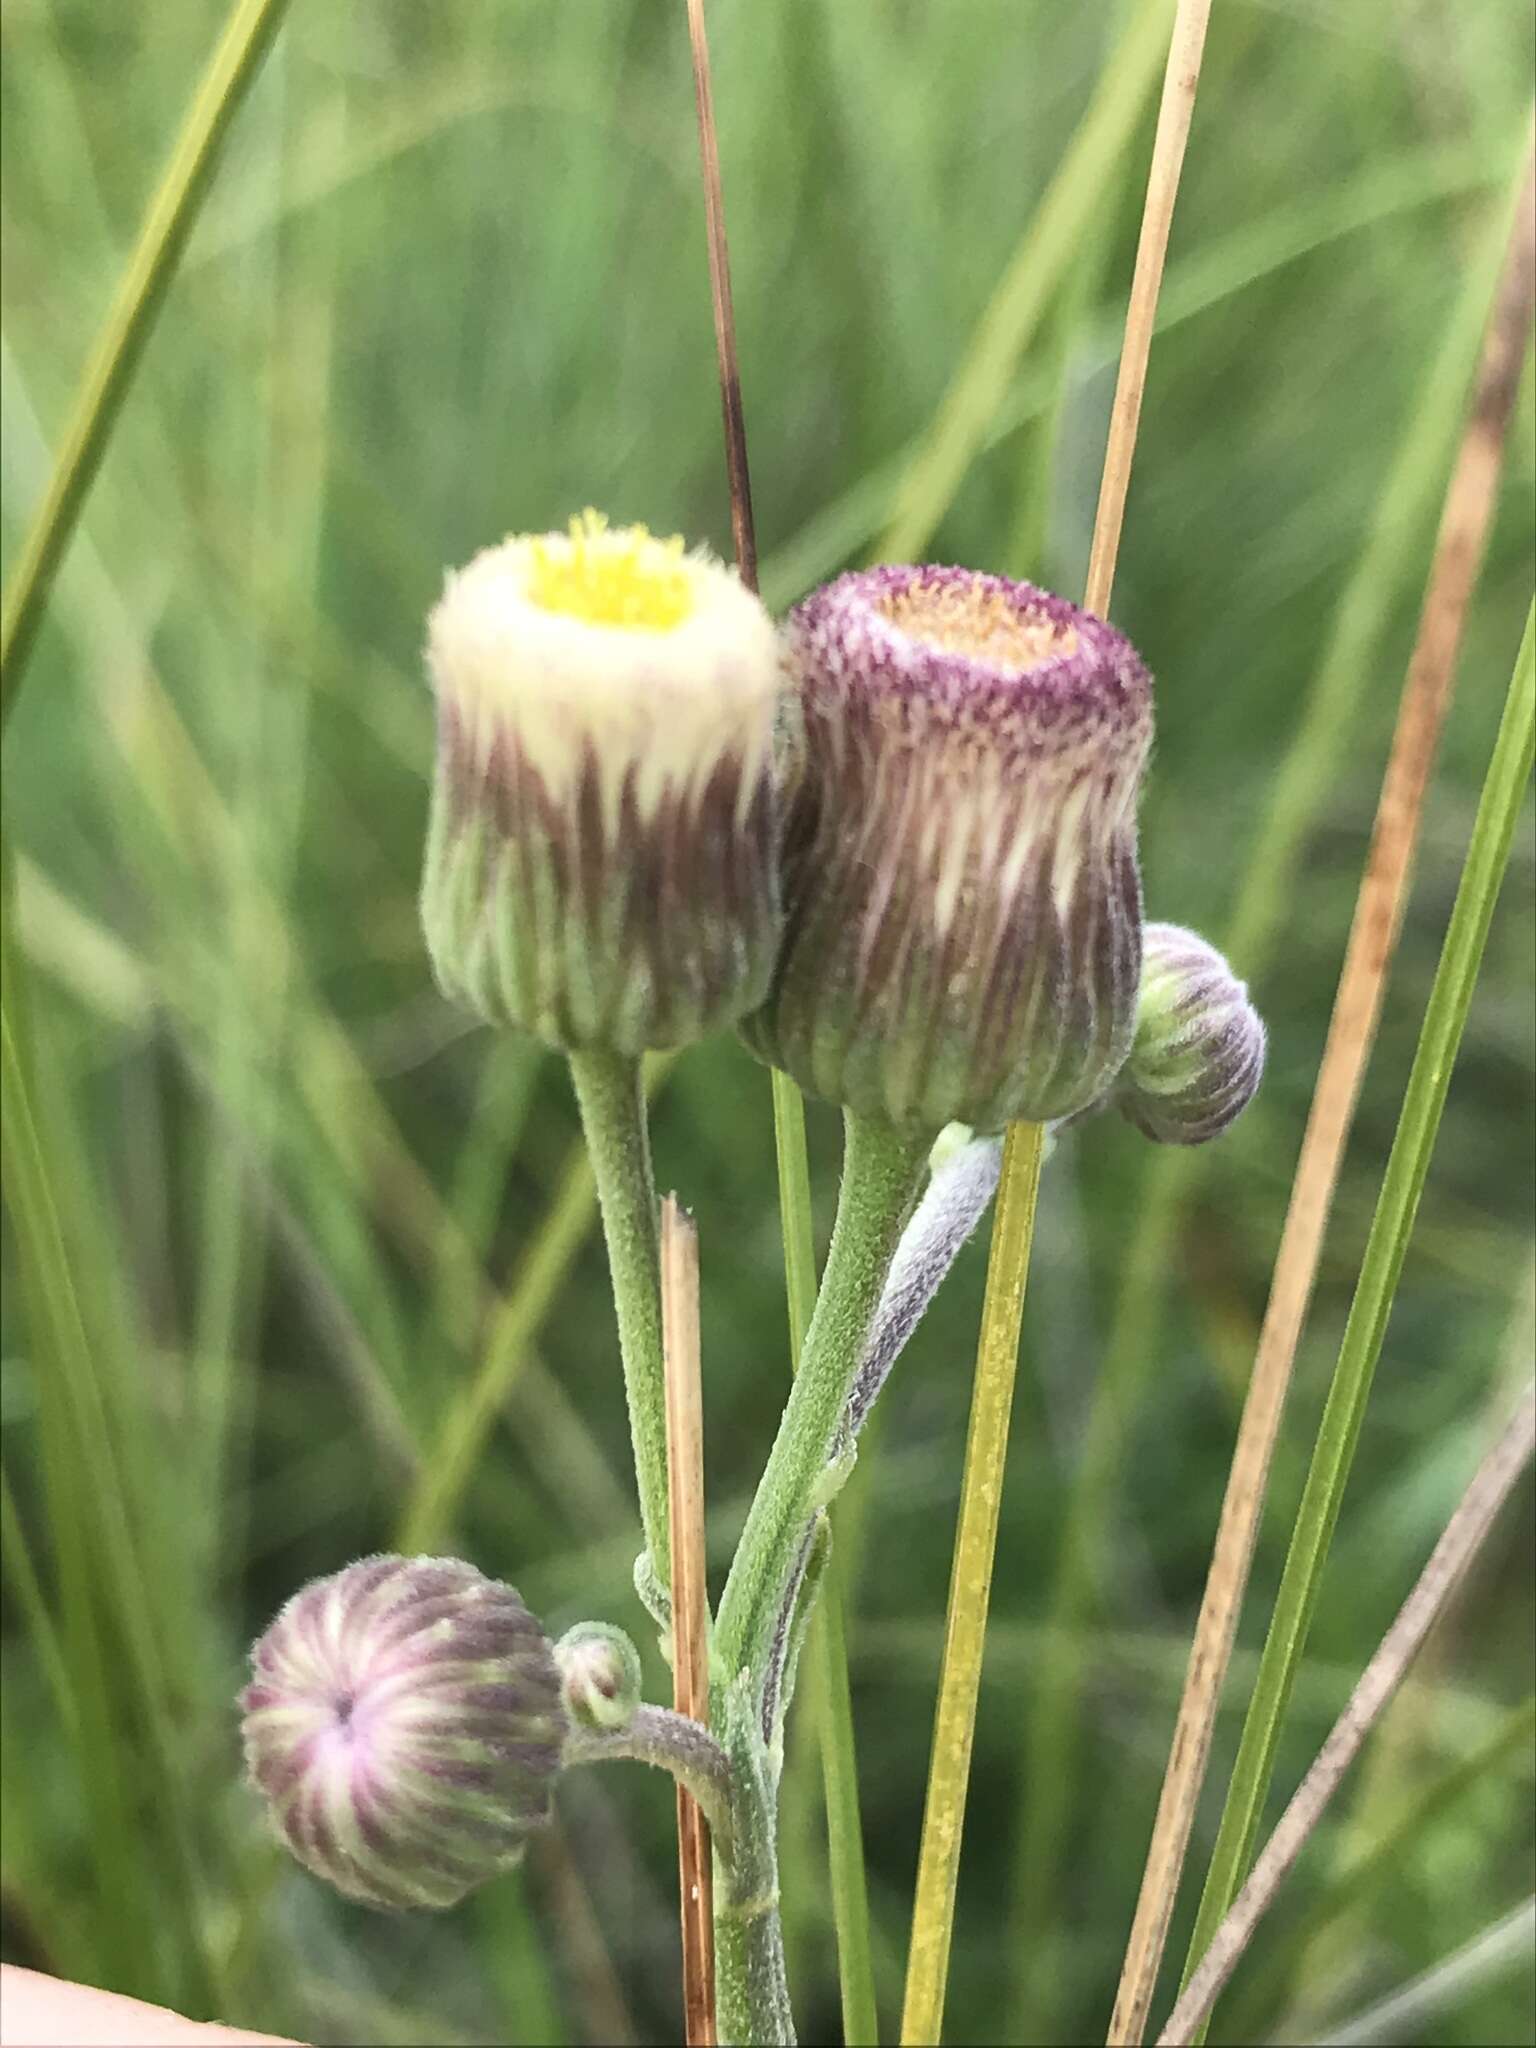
[0,1965,302,2047]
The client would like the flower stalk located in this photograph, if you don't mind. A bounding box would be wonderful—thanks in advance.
[565,1703,737,1855]
[568,1046,672,1596]
[714,1111,929,1699]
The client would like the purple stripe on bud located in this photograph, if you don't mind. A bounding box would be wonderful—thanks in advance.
[240,1555,566,1912]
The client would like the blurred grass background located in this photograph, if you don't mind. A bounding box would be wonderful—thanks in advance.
[1,2,1533,2043]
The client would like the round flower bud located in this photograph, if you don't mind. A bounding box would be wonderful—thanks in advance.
[1115,923,1265,1145]
[554,1621,643,1732]
[742,565,1152,1133]
[240,1555,565,1911]
[421,510,783,1054]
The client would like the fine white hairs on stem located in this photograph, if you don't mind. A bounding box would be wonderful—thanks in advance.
[847,1129,1005,1437]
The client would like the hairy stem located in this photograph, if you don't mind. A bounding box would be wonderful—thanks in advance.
[716,1893,795,2048]
[715,1111,928,1695]
[849,1129,1005,1438]
[564,1704,734,1853]
[567,1048,670,1592]
[714,1680,796,2046]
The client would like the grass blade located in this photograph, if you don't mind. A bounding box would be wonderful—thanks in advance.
[0,0,293,715]
[1163,1383,1536,2043]
[899,1120,1047,2045]
[1108,129,1536,2046]
[1008,166,1524,2009]
[1179,599,1536,2028]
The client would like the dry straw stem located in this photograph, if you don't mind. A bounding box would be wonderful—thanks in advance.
[1084,0,1212,616]
[1157,1382,1536,2046]
[662,1197,717,2048]
[0,0,293,719]
[899,5,1213,2043]
[1107,129,1536,2048]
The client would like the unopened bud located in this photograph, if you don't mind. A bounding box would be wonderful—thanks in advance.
[1116,923,1265,1145]
[554,1622,643,1732]
[241,1555,564,1911]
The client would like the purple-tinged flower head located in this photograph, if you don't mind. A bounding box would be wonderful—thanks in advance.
[1115,923,1265,1145]
[553,1621,643,1732]
[421,511,784,1054]
[742,564,1153,1133]
[240,1555,566,1911]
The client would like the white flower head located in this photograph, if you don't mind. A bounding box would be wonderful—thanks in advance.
[421,512,786,1054]
[427,510,781,818]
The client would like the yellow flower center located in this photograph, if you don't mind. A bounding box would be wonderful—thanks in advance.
[878,581,1078,670]
[525,510,696,631]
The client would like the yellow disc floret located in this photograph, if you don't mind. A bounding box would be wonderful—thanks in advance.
[524,509,696,631]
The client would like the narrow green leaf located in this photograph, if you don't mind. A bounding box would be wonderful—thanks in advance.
[0,0,293,714]
[1183,601,1536,2029]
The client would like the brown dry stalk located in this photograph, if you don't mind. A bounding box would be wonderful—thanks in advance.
[1156,1382,1536,2045]
[1107,130,1536,2048]
[1083,0,1212,618]
[684,0,758,592]
[661,1196,717,2047]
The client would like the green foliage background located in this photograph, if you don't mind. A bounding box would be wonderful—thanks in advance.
[2,2,1532,2043]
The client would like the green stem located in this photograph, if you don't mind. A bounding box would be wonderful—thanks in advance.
[566,1047,670,1592]
[717,1110,928,1694]
[564,1704,735,1852]
[0,0,294,717]
[715,1681,797,2047]
[808,1580,881,2046]
[901,1119,1047,2047]
[768,1066,881,2043]
[717,1895,796,2048]
[1181,601,1536,2031]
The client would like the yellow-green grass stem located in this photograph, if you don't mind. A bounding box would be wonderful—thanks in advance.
[0,0,294,716]
[1181,601,1535,2034]
[900,1119,1046,2046]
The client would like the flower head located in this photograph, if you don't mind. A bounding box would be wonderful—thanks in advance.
[1115,923,1265,1144]
[422,511,784,1053]
[240,1555,566,1911]
[743,564,1152,1133]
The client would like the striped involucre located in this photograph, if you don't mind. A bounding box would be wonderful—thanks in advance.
[241,1555,565,1911]
[743,565,1152,1134]
[1116,922,1266,1145]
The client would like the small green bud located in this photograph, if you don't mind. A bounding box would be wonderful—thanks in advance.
[554,1622,644,1732]
[240,1555,564,1911]
[742,564,1152,1134]
[421,512,784,1054]
[1115,923,1265,1145]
